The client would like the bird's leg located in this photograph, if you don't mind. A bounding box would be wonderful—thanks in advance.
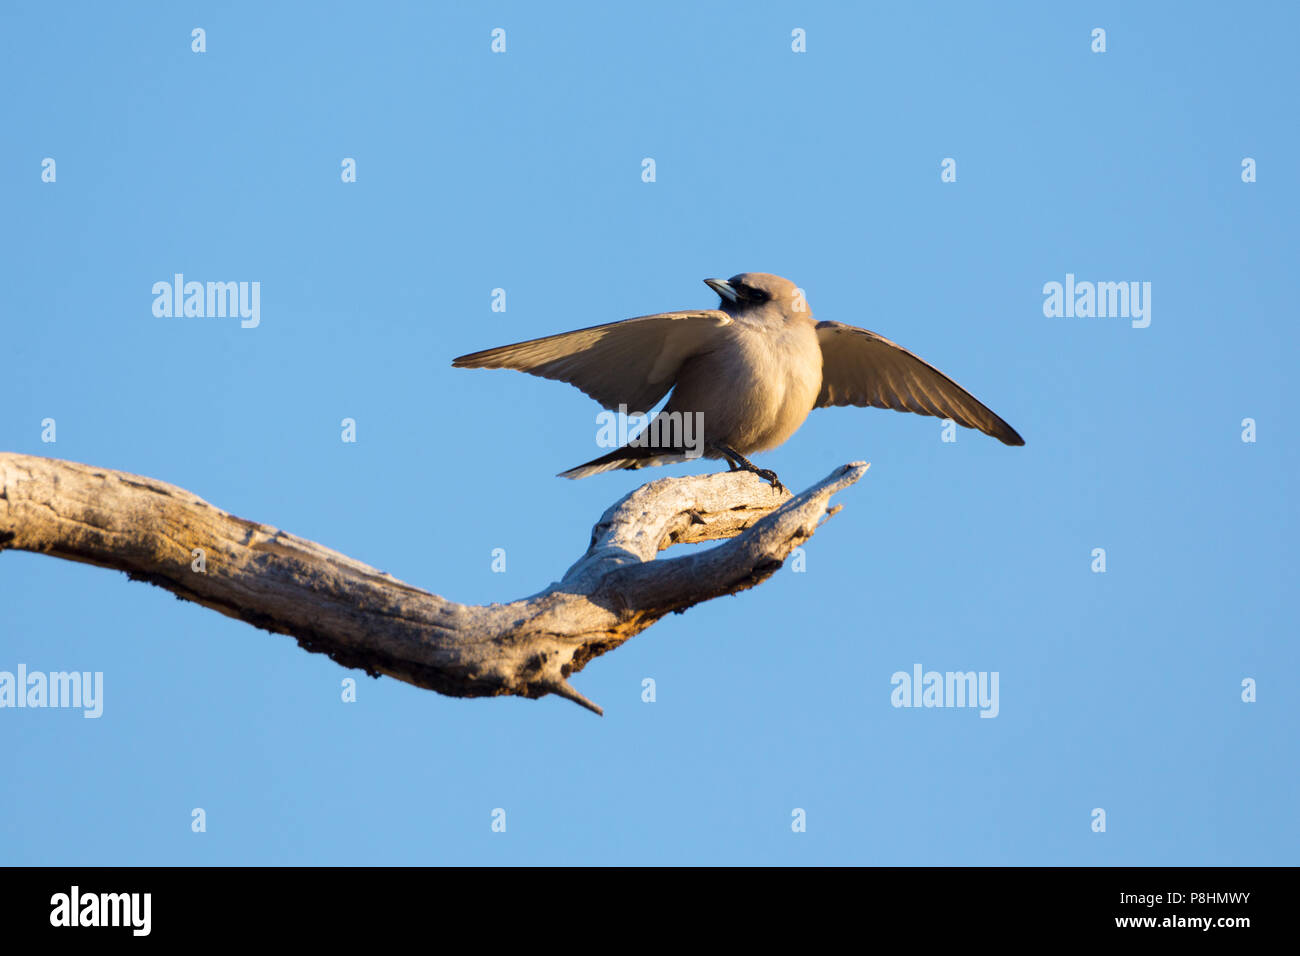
[709,442,785,493]
[708,442,745,472]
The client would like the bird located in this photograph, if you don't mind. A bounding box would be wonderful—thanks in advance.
[453,272,1023,490]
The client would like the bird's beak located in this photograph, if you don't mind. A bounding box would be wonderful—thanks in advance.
[704,278,739,304]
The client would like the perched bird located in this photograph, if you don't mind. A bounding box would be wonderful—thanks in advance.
[453,273,1023,490]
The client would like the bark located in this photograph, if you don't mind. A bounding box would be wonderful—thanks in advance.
[0,453,867,714]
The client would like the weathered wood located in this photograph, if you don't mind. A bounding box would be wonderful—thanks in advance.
[0,453,867,714]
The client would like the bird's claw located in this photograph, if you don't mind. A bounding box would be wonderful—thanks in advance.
[757,469,785,494]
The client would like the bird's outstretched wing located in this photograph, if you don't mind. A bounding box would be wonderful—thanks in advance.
[814,321,1024,446]
[453,311,732,414]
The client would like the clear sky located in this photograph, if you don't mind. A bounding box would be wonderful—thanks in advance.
[1,1,1295,865]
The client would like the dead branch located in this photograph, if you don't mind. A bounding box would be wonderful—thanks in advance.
[0,453,868,714]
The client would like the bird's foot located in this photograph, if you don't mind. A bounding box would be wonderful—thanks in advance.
[756,469,785,493]
[709,442,785,493]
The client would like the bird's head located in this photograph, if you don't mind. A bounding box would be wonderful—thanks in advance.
[704,272,809,319]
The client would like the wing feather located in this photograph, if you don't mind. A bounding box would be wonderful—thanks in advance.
[815,321,1024,446]
[453,310,732,414]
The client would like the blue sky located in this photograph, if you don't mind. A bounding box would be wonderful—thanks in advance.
[1,1,1295,865]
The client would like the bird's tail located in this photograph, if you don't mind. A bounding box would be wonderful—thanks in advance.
[558,444,693,479]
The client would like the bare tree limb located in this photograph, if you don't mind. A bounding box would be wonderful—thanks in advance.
[0,452,868,714]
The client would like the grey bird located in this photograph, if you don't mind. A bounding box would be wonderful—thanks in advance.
[453,272,1023,490]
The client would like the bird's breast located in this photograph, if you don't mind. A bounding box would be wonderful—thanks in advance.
[667,321,822,454]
